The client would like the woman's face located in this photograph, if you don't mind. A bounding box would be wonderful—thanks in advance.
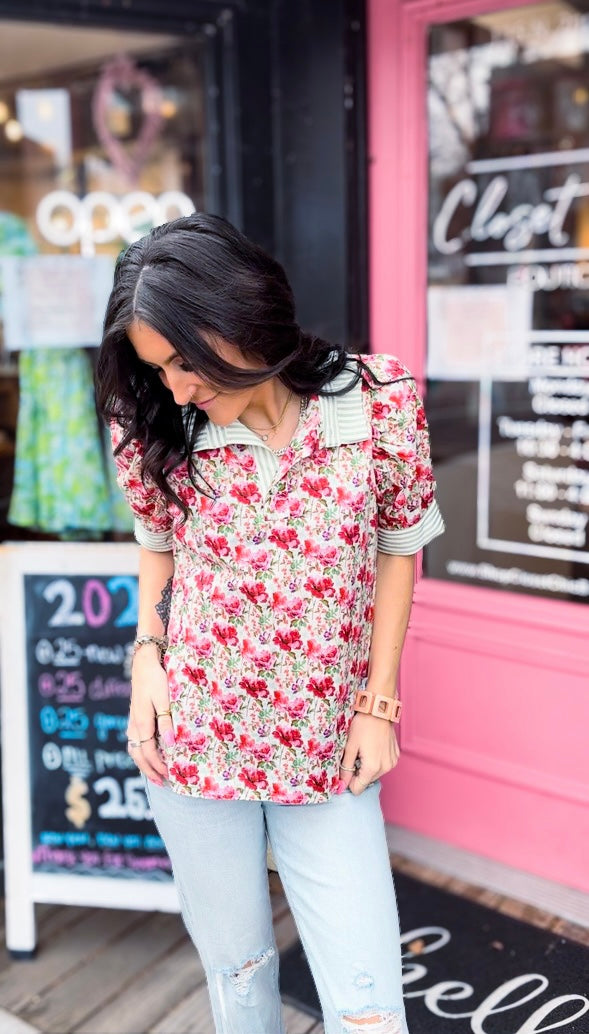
[128,320,261,425]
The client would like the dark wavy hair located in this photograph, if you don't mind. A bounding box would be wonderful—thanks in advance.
[96,212,375,511]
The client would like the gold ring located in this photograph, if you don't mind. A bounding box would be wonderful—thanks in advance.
[155,710,172,719]
[339,764,357,773]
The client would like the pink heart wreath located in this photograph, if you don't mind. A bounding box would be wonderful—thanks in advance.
[92,54,164,184]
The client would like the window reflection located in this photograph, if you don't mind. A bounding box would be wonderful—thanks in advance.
[426,6,589,603]
[0,21,207,539]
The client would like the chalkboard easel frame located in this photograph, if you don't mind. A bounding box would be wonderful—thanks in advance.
[0,542,180,957]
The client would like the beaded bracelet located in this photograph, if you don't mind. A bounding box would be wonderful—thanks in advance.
[133,634,168,661]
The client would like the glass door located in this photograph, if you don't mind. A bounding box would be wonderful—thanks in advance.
[0,19,208,539]
[424,5,589,605]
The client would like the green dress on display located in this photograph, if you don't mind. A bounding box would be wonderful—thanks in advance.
[8,347,132,535]
[0,212,132,536]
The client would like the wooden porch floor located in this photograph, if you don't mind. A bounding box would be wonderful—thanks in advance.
[1,854,587,1034]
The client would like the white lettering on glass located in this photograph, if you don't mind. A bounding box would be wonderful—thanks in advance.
[36,189,195,255]
[432,172,586,256]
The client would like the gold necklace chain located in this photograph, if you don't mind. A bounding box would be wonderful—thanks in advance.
[242,390,294,442]
[273,397,307,455]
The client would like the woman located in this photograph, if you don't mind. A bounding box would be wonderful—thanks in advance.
[97,212,444,1034]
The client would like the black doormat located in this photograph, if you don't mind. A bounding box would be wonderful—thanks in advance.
[279,871,589,1033]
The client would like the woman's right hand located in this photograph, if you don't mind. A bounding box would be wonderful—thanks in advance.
[127,645,175,785]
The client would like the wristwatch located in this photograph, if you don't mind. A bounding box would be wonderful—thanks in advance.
[353,690,402,723]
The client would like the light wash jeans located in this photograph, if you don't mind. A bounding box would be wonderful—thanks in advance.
[146,779,409,1034]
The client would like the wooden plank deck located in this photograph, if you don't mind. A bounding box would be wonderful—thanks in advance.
[0,858,587,1034]
[0,872,322,1034]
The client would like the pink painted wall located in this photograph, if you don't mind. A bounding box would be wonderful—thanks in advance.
[367,0,589,891]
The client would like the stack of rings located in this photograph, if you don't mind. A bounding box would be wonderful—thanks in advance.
[127,709,172,750]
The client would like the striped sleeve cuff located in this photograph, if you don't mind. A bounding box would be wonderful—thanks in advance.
[377,500,445,555]
[134,519,173,552]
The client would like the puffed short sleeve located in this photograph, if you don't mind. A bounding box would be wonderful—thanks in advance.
[366,356,445,555]
[110,420,173,552]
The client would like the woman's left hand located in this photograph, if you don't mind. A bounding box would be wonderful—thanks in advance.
[339,711,400,795]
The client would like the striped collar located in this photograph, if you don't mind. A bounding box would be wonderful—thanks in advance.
[191,365,371,453]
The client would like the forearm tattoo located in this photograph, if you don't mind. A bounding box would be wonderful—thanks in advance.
[155,576,173,630]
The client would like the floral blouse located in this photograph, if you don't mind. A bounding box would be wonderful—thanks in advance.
[111,354,444,803]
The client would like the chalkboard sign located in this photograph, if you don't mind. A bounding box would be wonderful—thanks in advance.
[25,573,171,880]
[0,543,179,957]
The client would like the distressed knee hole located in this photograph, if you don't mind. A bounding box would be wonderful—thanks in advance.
[353,972,374,990]
[228,945,275,997]
[341,1008,403,1033]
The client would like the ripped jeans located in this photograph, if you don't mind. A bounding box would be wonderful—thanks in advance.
[146,779,409,1034]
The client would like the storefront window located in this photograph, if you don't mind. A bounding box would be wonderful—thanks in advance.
[425,5,589,603]
[0,20,207,540]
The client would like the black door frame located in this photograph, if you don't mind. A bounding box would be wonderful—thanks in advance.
[0,0,368,347]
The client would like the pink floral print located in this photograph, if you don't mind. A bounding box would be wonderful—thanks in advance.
[111,354,441,802]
